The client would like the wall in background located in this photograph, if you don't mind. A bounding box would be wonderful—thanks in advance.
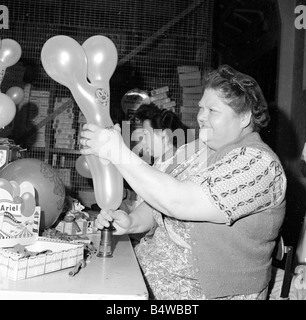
[0,0,214,197]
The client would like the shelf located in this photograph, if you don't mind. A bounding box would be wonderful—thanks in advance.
[28,147,81,155]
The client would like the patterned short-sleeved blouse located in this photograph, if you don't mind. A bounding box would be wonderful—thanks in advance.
[134,142,285,300]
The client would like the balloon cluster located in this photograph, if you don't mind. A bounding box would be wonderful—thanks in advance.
[0,39,25,128]
[41,35,123,211]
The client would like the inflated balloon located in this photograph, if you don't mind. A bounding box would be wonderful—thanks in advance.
[6,86,25,105]
[0,158,66,230]
[20,192,36,218]
[82,35,119,85]
[19,181,35,197]
[296,216,306,265]
[121,88,150,115]
[41,35,123,210]
[0,177,14,196]
[0,92,16,128]
[76,155,92,179]
[10,180,21,198]
[0,39,22,86]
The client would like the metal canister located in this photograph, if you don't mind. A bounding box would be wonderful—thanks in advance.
[97,224,114,258]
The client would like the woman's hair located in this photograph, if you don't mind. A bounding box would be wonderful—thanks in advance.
[135,102,187,147]
[204,64,270,132]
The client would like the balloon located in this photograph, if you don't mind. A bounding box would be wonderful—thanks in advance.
[0,92,16,128]
[121,88,150,115]
[20,192,36,218]
[76,155,92,178]
[0,158,66,230]
[19,181,35,197]
[0,39,22,67]
[0,39,22,86]
[6,86,25,105]
[10,180,21,198]
[82,35,118,85]
[41,35,123,210]
[0,177,14,196]
[296,216,306,265]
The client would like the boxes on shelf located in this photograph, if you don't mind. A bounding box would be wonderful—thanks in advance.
[0,179,84,281]
[149,85,177,112]
[177,65,203,133]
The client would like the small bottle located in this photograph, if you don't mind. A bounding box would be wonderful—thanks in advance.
[97,223,115,258]
[60,155,65,168]
[52,154,57,167]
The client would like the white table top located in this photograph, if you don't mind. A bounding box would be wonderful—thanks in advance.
[0,234,148,300]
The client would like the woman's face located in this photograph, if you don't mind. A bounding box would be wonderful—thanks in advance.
[197,88,250,150]
[142,120,165,158]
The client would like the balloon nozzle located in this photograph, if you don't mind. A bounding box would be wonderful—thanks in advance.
[97,221,115,258]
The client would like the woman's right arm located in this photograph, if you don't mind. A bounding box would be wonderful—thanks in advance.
[96,201,155,235]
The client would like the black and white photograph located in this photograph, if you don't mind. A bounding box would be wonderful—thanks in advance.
[0,0,305,303]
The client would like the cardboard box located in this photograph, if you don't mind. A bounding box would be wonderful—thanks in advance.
[150,92,168,102]
[0,179,84,281]
[150,86,169,96]
[55,220,88,235]
[177,65,199,74]
[179,78,202,88]
[0,237,84,281]
[178,71,201,81]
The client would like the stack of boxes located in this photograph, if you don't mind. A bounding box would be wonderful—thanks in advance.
[177,65,203,130]
[150,86,176,112]
[52,98,77,190]
[53,98,76,150]
[27,89,51,148]
[22,84,31,107]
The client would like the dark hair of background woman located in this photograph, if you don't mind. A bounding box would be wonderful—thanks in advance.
[135,102,188,147]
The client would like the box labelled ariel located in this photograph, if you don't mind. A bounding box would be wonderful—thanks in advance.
[0,178,84,281]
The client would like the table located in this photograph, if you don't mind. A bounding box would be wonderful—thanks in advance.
[0,234,148,300]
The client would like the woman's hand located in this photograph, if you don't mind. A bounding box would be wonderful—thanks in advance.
[95,209,132,235]
[79,123,126,164]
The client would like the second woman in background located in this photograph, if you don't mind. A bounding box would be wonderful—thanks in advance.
[121,102,187,213]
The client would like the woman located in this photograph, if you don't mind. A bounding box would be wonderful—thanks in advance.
[80,65,287,300]
[135,102,188,169]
